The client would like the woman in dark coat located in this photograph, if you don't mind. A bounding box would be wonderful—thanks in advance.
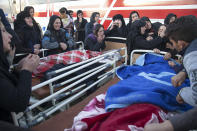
[126,19,165,56]
[0,20,39,123]
[105,14,127,38]
[84,24,105,51]
[126,11,140,34]
[42,15,68,56]
[85,12,100,37]
[24,6,43,38]
[74,10,88,42]
[14,11,41,55]
[141,16,157,39]
[164,13,177,25]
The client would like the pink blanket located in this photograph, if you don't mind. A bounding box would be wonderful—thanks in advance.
[65,94,168,131]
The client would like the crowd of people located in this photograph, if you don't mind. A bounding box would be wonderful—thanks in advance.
[0,5,197,131]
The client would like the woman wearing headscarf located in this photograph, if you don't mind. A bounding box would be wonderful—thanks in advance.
[105,14,127,38]
[0,8,11,29]
[74,10,88,42]
[0,20,39,123]
[84,24,105,51]
[126,19,164,57]
[141,16,157,39]
[14,11,41,55]
[85,12,100,37]
[42,15,68,56]
[24,6,43,39]
[164,13,177,25]
[59,7,73,35]
[126,11,140,34]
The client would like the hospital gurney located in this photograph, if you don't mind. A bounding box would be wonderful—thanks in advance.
[12,47,127,128]
[31,49,190,131]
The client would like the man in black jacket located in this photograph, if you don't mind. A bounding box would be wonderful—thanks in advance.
[0,20,40,123]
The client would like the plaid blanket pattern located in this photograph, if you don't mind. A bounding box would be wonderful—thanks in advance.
[33,50,101,77]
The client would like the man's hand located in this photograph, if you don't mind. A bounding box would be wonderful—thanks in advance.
[168,61,176,67]
[144,120,174,131]
[164,52,172,60]
[171,71,187,87]
[153,48,160,54]
[176,93,185,104]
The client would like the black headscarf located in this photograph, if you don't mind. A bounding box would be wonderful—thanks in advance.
[126,19,146,55]
[0,28,18,85]
[14,11,31,31]
[164,13,177,25]
[47,15,63,31]
[112,14,126,27]
[46,15,64,43]
[141,16,151,23]
[77,10,83,20]
[24,6,34,14]
[129,11,140,23]
[0,30,9,71]
[24,6,42,36]
[130,19,146,36]
[90,12,100,23]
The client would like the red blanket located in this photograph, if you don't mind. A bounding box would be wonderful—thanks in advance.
[33,50,101,77]
[65,94,168,131]
[83,103,167,131]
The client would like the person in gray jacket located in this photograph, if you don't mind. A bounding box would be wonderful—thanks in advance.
[144,15,197,131]
[42,15,68,56]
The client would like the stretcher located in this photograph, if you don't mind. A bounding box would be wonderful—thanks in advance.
[31,49,187,131]
[31,49,156,131]
[12,37,127,128]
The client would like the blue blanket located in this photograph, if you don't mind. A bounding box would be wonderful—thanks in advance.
[105,53,192,112]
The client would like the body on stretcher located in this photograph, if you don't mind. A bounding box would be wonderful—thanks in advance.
[11,47,127,128]
[31,49,192,131]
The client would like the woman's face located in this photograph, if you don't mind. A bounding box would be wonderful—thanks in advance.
[140,26,146,35]
[78,13,83,19]
[0,24,12,53]
[114,19,122,27]
[25,17,33,27]
[53,18,61,30]
[97,27,104,36]
[145,21,152,29]
[158,25,166,35]
[169,16,176,24]
[131,13,139,23]
[29,8,34,17]
[95,14,100,23]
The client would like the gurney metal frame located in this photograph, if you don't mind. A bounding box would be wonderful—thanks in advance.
[12,47,127,127]
[130,49,182,65]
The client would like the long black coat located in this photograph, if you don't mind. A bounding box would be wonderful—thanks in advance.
[0,30,32,123]
[74,18,87,42]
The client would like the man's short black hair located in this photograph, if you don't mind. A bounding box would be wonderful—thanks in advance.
[166,15,197,43]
